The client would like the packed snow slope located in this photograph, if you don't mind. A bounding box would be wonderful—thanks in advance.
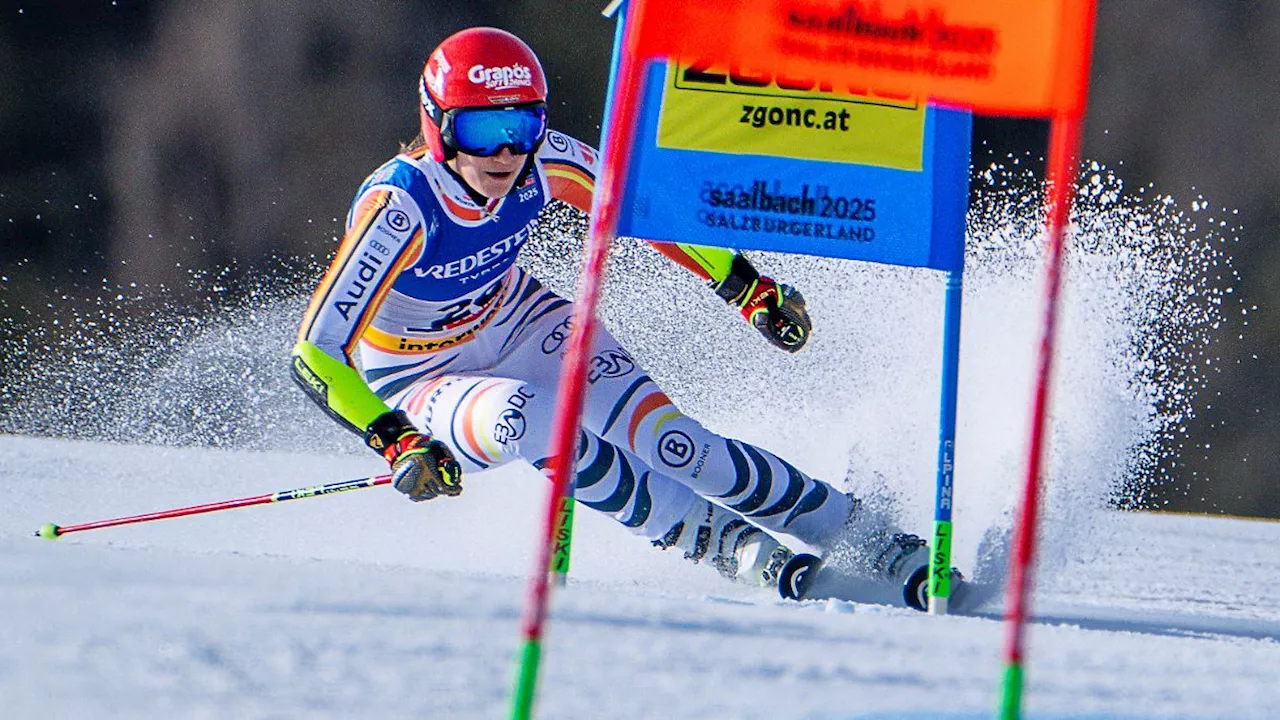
[2,436,1278,720]
[1,163,1270,717]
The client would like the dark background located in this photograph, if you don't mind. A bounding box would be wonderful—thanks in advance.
[1,1,1276,517]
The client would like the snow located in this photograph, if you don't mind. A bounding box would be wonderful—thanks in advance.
[2,435,1277,719]
[1,166,1270,717]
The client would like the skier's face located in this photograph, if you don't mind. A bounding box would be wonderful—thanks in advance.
[449,147,527,200]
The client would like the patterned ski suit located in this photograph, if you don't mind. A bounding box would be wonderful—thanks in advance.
[292,129,853,551]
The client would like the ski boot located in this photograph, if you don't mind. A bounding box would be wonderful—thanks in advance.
[870,532,966,611]
[653,499,822,600]
[870,532,930,609]
[728,531,822,600]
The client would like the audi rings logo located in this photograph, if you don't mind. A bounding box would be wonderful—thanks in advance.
[541,317,573,354]
[385,209,411,232]
[546,131,570,153]
[658,430,695,468]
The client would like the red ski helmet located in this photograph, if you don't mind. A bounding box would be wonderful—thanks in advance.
[419,27,549,162]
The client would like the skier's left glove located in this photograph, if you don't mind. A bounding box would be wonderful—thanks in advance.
[364,410,462,502]
[712,254,812,353]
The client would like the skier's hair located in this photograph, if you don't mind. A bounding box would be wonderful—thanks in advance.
[400,133,427,155]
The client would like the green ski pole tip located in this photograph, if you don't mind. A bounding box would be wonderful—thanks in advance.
[36,523,61,539]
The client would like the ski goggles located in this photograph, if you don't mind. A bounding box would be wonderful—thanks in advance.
[441,104,548,157]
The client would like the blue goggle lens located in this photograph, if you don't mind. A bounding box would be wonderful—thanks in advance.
[447,105,547,157]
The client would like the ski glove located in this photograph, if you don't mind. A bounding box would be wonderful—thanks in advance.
[365,410,462,502]
[713,254,812,353]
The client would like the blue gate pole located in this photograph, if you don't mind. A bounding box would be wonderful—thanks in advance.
[929,266,964,614]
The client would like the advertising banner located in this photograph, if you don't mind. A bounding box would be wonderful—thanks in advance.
[626,0,1095,118]
[617,61,971,271]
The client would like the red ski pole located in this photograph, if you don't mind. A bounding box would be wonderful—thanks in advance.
[35,474,392,539]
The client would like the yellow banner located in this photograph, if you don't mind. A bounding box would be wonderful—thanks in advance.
[655,61,926,170]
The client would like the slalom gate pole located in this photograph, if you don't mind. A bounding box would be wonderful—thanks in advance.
[509,3,648,718]
[928,267,964,614]
[548,488,576,585]
[998,111,1085,720]
[34,474,392,539]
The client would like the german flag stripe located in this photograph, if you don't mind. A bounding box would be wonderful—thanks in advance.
[440,191,486,221]
[298,190,391,346]
[601,378,648,438]
[406,376,450,417]
[627,390,675,452]
[449,381,491,468]
[544,161,595,213]
[543,156,594,181]
[460,380,504,463]
[344,227,423,358]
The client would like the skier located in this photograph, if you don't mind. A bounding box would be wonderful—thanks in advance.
[291,27,931,604]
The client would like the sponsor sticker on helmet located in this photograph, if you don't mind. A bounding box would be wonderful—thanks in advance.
[425,52,450,98]
[419,77,437,116]
[468,63,533,91]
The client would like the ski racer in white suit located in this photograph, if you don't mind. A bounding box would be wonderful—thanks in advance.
[292,27,930,601]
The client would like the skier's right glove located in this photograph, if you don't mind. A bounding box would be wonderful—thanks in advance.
[712,254,812,353]
[364,410,462,502]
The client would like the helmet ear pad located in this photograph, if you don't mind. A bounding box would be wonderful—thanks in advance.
[420,105,448,163]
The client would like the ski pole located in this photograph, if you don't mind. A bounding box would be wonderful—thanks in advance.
[35,474,392,539]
